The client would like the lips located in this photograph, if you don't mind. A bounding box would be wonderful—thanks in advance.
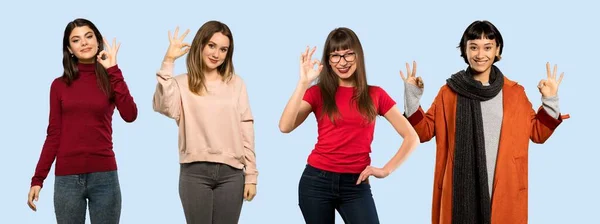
[474,60,488,65]
[209,58,219,64]
[337,67,350,74]
[81,47,92,53]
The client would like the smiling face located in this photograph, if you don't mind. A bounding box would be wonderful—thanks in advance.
[202,32,230,72]
[329,49,357,80]
[465,37,500,75]
[67,26,99,64]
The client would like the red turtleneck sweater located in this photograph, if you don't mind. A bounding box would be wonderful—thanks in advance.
[31,63,138,188]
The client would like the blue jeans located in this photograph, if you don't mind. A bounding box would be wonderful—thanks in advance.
[54,170,121,224]
[298,164,380,224]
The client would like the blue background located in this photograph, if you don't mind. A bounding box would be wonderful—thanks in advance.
[1,0,597,223]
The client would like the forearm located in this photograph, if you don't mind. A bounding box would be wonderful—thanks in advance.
[404,82,423,117]
[152,62,181,119]
[107,65,138,122]
[382,132,420,175]
[279,80,310,132]
[541,95,560,119]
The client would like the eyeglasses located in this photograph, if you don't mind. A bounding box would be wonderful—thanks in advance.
[329,53,356,64]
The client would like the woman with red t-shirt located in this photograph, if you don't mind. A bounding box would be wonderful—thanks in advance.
[278,27,420,224]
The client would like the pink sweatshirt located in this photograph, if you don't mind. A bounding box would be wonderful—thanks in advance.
[152,62,257,184]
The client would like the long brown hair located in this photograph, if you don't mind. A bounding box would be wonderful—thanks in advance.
[317,27,376,123]
[61,18,113,100]
[186,20,235,95]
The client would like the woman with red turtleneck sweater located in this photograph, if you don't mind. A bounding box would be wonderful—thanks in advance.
[26,18,137,224]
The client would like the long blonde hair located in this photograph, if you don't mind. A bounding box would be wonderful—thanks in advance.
[186,20,235,95]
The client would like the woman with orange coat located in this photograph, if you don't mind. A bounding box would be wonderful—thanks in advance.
[400,20,567,224]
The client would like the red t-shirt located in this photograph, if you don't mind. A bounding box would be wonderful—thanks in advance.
[302,85,396,174]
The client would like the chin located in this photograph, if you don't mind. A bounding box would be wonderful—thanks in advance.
[336,73,354,80]
[470,65,490,73]
[76,56,96,62]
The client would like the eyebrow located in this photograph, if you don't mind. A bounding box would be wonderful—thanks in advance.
[468,42,495,46]
[330,51,354,55]
[208,41,229,47]
[70,31,93,40]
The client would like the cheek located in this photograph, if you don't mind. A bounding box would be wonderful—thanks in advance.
[349,63,357,72]
[68,44,78,53]
[330,64,337,71]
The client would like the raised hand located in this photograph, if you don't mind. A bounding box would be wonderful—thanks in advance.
[538,62,564,97]
[356,166,390,185]
[299,46,323,83]
[164,27,191,63]
[27,186,41,211]
[399,61,424,88]
[97,37,120,69]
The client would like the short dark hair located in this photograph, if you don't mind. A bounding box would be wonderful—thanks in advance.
[458,20,504,64]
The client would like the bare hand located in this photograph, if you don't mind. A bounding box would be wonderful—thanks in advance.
[27,186,41,211]
[356,166,390,185]
[538,62,564,97]
[164,26,191,63]
[300,46,323,83]
[399,61,423,88]
[243,184,256,201]
[97,38,120,69]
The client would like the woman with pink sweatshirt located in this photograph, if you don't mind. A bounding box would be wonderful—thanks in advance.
[152,21,257,224]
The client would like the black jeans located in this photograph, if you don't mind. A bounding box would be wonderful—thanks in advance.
[298,164,380,224]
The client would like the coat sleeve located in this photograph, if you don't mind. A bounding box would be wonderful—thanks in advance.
[405,87,445,143]
[518,85,567,143]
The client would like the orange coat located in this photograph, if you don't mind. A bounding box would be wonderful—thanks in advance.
[407,77,567,224]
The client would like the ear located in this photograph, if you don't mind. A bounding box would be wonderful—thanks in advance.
[495,45,502,61]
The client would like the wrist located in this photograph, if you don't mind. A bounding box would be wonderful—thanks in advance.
[163,56,175,64]
[382,166,393,176]
[297,79,311,88]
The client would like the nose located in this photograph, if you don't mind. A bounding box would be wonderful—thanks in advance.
[211,49,219,58]
[476,49,485,59]
[338,57,348,66]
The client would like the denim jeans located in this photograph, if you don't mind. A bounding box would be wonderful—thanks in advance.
[298,164,380,224]
[179,162,245,224]
[54,170,121,224]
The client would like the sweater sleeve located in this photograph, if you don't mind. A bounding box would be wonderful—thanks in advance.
[541,95,560,119]
[31,79,63,188]
[107,65,138,123]
[520,87,564,143]
[152,62,182,121]
[404,82,423,117]
[238,78,258,184]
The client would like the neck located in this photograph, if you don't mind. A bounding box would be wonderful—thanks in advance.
[472,68,491,84]
[78,58,95,64]
[204,69,220,81]
[338,78,355,87]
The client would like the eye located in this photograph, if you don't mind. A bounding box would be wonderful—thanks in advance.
[208,44,215,49]
[72,39,79,43]
[485,46,492,50]
[470,46,477,50]
[220,48,228,53]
